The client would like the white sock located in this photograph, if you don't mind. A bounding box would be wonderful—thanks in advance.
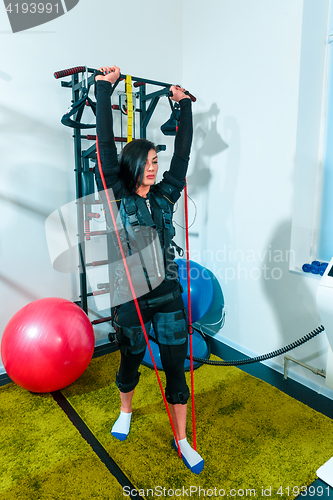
[175,437,204,474]
[111,411,132,441]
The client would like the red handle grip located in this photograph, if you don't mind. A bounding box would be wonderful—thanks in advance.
[91,316,112,325]
[133,81,145,88]
[169,86,196,103]
[54,66,86,79]
[186,91,196,103]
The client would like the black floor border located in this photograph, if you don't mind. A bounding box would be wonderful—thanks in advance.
[51,390,139,500]
[206,336,333,419]
[0,372,12,387]
[0,342,118,387]
[92,340,118,359]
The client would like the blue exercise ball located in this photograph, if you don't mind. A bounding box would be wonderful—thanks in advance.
[176,259,214,323]
[142,259,215,371]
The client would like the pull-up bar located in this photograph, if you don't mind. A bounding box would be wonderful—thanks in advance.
[54,65,196,102]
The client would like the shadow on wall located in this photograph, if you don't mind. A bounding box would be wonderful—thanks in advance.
[186,103,230,260]
[0,273,39,302]
[0,103,66,136]
[187,103,228,196]
[0,103,77,321]
[0,70,12,82]
[184,104,243,340]
[261,220,324,362]
[0,191,51,219]
[187,105,241,237]
[0,101,75,216]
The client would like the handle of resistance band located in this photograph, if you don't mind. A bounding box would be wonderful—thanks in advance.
[54,66,87,79]
[133,81,145,88]
[169,86,196,103]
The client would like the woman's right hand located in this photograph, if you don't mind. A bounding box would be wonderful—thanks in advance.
[95,65,120,84]
[169,85,191,102]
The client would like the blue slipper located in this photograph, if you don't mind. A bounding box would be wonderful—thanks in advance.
[111,431,128,441]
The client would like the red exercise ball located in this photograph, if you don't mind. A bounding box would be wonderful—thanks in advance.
[1,298,95,393]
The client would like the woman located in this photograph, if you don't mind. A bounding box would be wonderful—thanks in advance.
[95,66,204,474]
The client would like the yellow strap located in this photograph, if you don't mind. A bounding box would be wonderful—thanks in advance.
[125,75,133,143]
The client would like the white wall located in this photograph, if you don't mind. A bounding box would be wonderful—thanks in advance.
[182,0,332,396]
[1,0,332,396]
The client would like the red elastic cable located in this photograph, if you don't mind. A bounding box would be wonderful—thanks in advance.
[96,137,181,457]
[184,182,197,451]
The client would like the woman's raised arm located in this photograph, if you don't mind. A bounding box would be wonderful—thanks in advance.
[95,66,121,191]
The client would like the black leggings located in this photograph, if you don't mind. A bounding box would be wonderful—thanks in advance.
[115,294,190,405]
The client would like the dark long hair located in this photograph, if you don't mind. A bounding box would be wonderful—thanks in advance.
[119,139,156,193]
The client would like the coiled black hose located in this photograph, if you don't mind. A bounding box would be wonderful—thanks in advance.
[189,324,325,366]
[149,325,325,367]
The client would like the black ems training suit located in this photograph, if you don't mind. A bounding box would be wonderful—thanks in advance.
[95,80,193,404]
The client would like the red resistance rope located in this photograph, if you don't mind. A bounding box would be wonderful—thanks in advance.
[184,182,197,451]
[95,137,182,457]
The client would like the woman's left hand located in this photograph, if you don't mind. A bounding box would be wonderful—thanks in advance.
[96,65,121,84]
